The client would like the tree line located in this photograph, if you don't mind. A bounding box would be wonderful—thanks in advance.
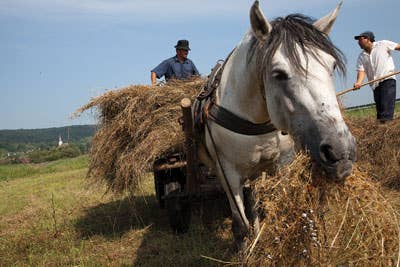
[0,125,96,151]
[0,125,97,163]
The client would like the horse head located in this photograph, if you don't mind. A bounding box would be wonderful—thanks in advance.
[250,1,356,181]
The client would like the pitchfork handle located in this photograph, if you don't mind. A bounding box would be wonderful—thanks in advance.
[337,70,400,97]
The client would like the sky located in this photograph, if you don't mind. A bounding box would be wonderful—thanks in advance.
[1,0,399,130]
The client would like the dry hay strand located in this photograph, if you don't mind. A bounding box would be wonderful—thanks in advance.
[246,153,400,266]
[74,79,205,193]
[346,115,400,189]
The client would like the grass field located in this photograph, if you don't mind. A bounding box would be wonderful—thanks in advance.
[1,108,399,266]
[0,155,237,266]
[0,156,89,182]
[345,100,400,118]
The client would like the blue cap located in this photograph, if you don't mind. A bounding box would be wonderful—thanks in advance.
[354,31,375,42]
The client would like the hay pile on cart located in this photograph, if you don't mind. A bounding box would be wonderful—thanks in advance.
[75,79,204,192]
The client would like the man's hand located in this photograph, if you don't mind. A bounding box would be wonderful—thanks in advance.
[353,82,362,90]
[354,70,365,90]
[151,72,157,86]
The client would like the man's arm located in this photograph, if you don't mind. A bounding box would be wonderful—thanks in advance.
[395,43,400,51]
[192,62,200,76]
[151,72,157,86]
[354,70,365,90]
[151,59,170,85]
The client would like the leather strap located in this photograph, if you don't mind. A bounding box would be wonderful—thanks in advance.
[207,102,276,135]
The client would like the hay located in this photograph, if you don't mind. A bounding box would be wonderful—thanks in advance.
[346,115,400,189]
[247,153,400,266]
[75,79,205,192]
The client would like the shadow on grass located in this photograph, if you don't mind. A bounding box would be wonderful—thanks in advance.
[75,191,237,266]
[75,193,172,239]
[133,194,237,266]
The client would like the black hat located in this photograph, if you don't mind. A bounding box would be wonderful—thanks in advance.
[174,39,191,50]
[354,31,375,42]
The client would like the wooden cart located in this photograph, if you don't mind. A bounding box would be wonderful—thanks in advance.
[152,98,223,233]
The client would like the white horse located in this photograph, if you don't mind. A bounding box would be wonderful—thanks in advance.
[196,1,356,247]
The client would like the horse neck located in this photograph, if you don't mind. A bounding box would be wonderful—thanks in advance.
[216,32,269,124]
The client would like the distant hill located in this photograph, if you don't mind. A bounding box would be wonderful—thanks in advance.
[0,125,97,152]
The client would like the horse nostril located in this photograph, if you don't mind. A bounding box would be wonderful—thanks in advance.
[320,144,339,164]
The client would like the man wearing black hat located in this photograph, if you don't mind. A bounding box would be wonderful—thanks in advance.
[151,39,200,86]
[353,31,400,123]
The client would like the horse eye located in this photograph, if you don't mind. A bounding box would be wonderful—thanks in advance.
[272,70,289,81]
[330,63,338,76]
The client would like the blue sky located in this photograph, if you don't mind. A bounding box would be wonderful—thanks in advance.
[1,0,399,130]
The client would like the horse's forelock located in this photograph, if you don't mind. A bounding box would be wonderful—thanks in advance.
[255,14,346,79]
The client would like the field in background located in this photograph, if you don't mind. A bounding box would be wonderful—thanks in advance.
[345,99,400,118]
[0,156,236,266]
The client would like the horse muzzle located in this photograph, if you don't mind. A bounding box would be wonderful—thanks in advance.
[321,159,354,182]
[318,136,356,182]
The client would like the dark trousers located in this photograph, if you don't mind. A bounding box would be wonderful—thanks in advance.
[373,79,396,121]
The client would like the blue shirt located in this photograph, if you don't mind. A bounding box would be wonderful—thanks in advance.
[151,56,200,81]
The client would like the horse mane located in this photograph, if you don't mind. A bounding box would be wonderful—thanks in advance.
[254,14,346,78]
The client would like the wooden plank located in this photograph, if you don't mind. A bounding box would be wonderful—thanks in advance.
[181,98,199,194]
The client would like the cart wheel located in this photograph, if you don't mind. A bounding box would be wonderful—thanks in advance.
[154,174,165,208]
[166,189,191,234]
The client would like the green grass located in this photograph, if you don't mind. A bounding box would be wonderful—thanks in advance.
[345,101,400,118]
[0,156,236,266]
[0,155,88,181]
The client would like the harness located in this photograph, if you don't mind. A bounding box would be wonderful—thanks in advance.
[193,50,277,227]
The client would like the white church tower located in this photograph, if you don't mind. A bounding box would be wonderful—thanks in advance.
[58,134,63,147]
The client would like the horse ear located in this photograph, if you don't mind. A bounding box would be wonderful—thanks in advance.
[313,1,343,35]
[250,0,271,41]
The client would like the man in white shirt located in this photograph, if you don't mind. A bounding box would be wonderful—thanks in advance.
[354,31,400,123]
